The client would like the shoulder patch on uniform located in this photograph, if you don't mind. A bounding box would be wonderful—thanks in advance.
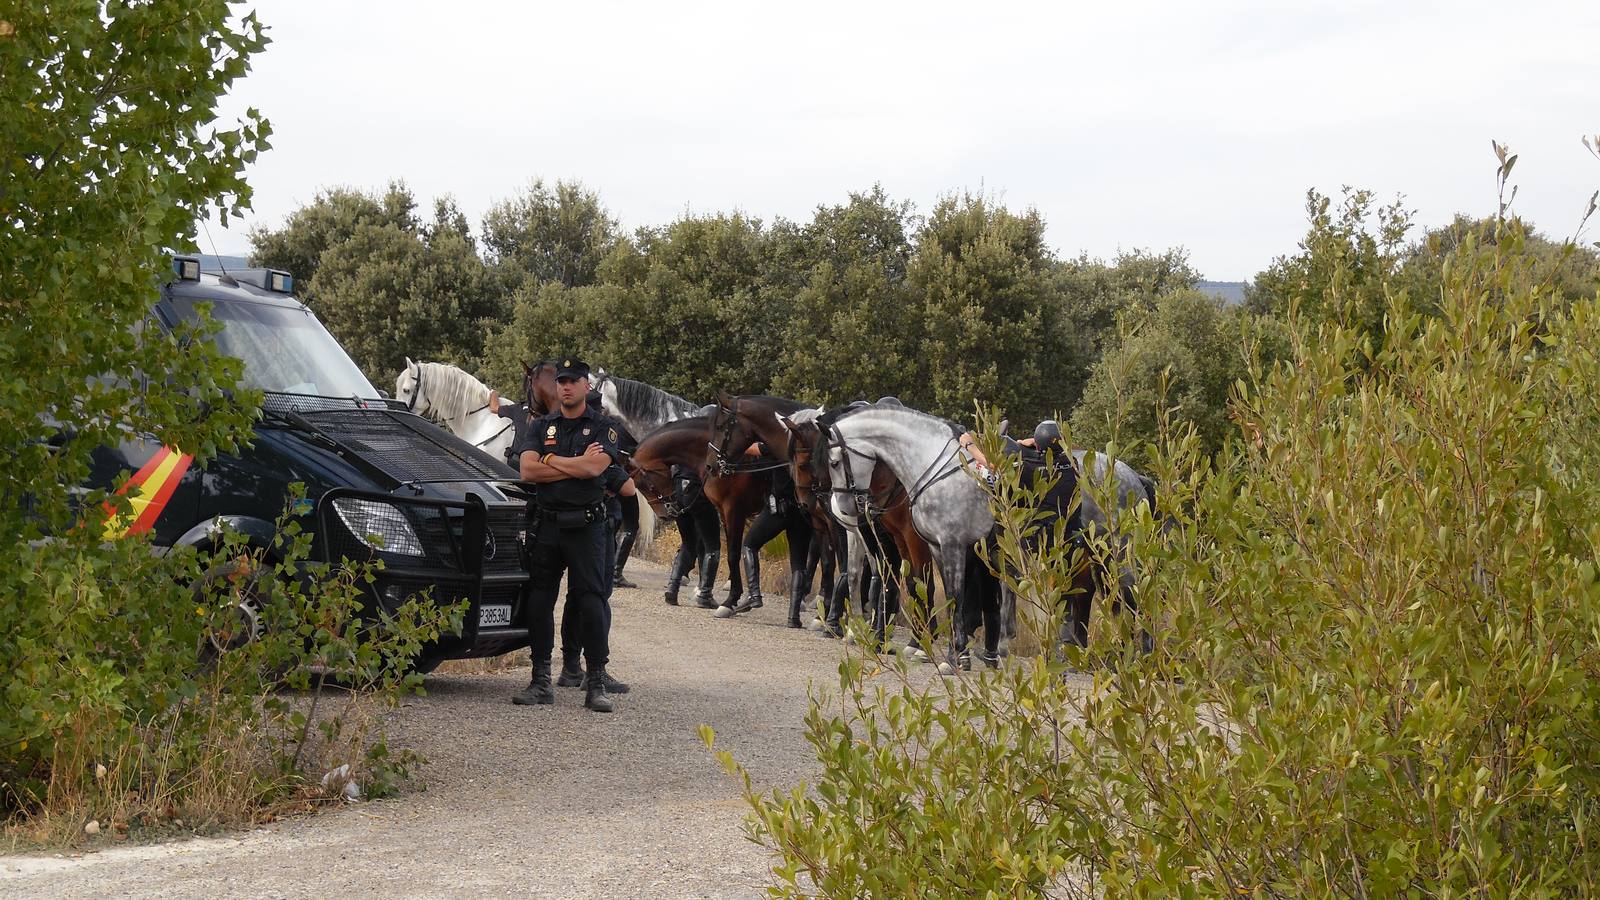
[608,427,618,442]
[582,427,591,436]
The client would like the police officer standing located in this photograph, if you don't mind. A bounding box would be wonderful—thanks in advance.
[513,358,622,713]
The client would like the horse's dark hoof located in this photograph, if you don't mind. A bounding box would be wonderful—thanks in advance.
[975,650,1000,669]
[956,651,973,671]
[786,618,803,629]
[663,594,679,607]
[693,594,717,610]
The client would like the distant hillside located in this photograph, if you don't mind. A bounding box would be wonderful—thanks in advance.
[1197,281,1247,305]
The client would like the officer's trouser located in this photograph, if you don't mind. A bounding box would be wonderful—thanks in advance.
[528,519,611,670]
[561,515,621,666]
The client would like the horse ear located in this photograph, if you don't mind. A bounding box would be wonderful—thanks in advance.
[776,413,797,433]
[998,418,1010,436]
[716,389,733,410]
[405,356,415,368]
[521,360,533,376]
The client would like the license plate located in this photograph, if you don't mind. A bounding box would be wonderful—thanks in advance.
[479,604,512,627]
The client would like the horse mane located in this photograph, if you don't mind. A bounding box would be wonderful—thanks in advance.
[416,362,492,420]
[603,373,700,424]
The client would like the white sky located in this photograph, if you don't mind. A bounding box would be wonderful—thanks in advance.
[205,0,1600,280]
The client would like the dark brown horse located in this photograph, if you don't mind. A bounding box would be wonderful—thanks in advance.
[627,415,812,618]
[710,395,939,650]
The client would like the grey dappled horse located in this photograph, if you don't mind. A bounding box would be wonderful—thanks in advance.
[805,404,1155,666]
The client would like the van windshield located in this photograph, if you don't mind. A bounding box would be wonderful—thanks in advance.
[178,299,379,399]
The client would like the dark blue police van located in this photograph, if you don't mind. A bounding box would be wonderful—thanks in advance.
[95,255,529,672]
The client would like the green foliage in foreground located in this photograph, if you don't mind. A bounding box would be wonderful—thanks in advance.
[714,216,1600,896]
[0,3,464,838]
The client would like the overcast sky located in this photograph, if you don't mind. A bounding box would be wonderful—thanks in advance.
[204,0,1600,280]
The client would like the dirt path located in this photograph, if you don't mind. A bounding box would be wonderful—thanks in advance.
[1,559,859,899]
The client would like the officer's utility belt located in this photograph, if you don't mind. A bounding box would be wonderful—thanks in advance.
[535,502,607,529]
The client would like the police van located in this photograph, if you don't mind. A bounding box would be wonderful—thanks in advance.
[91,255,530,672]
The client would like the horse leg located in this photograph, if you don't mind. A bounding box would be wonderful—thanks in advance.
[938,551,968,674]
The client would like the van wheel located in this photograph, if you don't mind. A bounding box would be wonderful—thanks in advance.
[194,556,273,661]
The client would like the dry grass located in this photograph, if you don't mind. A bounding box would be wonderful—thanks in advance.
[3,689,398,852]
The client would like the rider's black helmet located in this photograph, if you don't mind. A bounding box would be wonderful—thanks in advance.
[1033,419,1064,450]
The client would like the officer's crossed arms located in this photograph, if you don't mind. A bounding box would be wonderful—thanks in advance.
[521,441,610,483]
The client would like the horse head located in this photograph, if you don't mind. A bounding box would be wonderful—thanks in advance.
[777,409,828,511]
[394,357,427,414]
[523,359,560,415]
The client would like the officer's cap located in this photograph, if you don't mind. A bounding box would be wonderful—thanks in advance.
[554,357,591,381]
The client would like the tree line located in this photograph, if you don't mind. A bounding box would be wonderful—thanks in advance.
[251,180,1598,464]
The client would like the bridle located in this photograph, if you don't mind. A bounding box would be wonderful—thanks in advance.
[818,418,965,520]
[707,396,794,477]
[404,359,423,412]
[632,462,686,518]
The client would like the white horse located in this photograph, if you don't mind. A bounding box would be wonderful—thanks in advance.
[394,359,518,465]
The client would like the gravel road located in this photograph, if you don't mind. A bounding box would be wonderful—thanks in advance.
[2,558,858,899]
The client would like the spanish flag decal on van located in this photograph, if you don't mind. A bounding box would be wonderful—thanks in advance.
[104,447,194,539]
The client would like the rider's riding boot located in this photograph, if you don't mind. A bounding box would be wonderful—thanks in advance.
[663,577,681,606]
[731,547,764,614]
[694,555,719,608]
[556,655,584,687]
[613,527,638,589]
[584,666,615,713]
[512,656,555,705]
[786,581,805,629]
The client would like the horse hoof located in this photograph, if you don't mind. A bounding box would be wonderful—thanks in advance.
[712,605,736,619]
[937,661,956,676]
[808,618,825,632]
[906,645,930,662]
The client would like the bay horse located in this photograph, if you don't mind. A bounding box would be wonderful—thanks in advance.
[625,416,812,619]
[711,395,937,649]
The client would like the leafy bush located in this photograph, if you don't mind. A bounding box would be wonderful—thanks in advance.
[716,207,1600,894]
[1,2,464,844]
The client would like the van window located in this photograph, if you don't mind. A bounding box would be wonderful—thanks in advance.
[177,299,379,399]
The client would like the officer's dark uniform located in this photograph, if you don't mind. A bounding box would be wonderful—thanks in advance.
[552,463,632,695]
[511,358,622,712]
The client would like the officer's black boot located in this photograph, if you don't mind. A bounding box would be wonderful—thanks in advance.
[556,655,584,687]
[613,528,638,589]
[512,656,555,705]
[584,666,615,713]
[600,669,630,694]
[663,575,682,606]
[693,553,719,609]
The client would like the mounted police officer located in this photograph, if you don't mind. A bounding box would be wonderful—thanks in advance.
[512,357,623,713]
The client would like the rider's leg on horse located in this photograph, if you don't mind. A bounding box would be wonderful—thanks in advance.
[691,503,721,609]
[731,509,788,615]
[613,494,640,589]
[663,511,698,606]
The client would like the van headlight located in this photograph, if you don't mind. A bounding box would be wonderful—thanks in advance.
[331,498,425,556]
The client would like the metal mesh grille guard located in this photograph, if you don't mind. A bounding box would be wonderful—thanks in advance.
[292,404,514,483]
[319,489,486,574]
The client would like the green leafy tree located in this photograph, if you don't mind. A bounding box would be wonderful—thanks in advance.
[906,192,1065,425]
[1070,290,1287,466]
[771,187,921,405]
[248,181,419,295]
[1245,187,1412,344]
[1,0,267,812]
[481,179,618,291]
[305,201,496,380]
